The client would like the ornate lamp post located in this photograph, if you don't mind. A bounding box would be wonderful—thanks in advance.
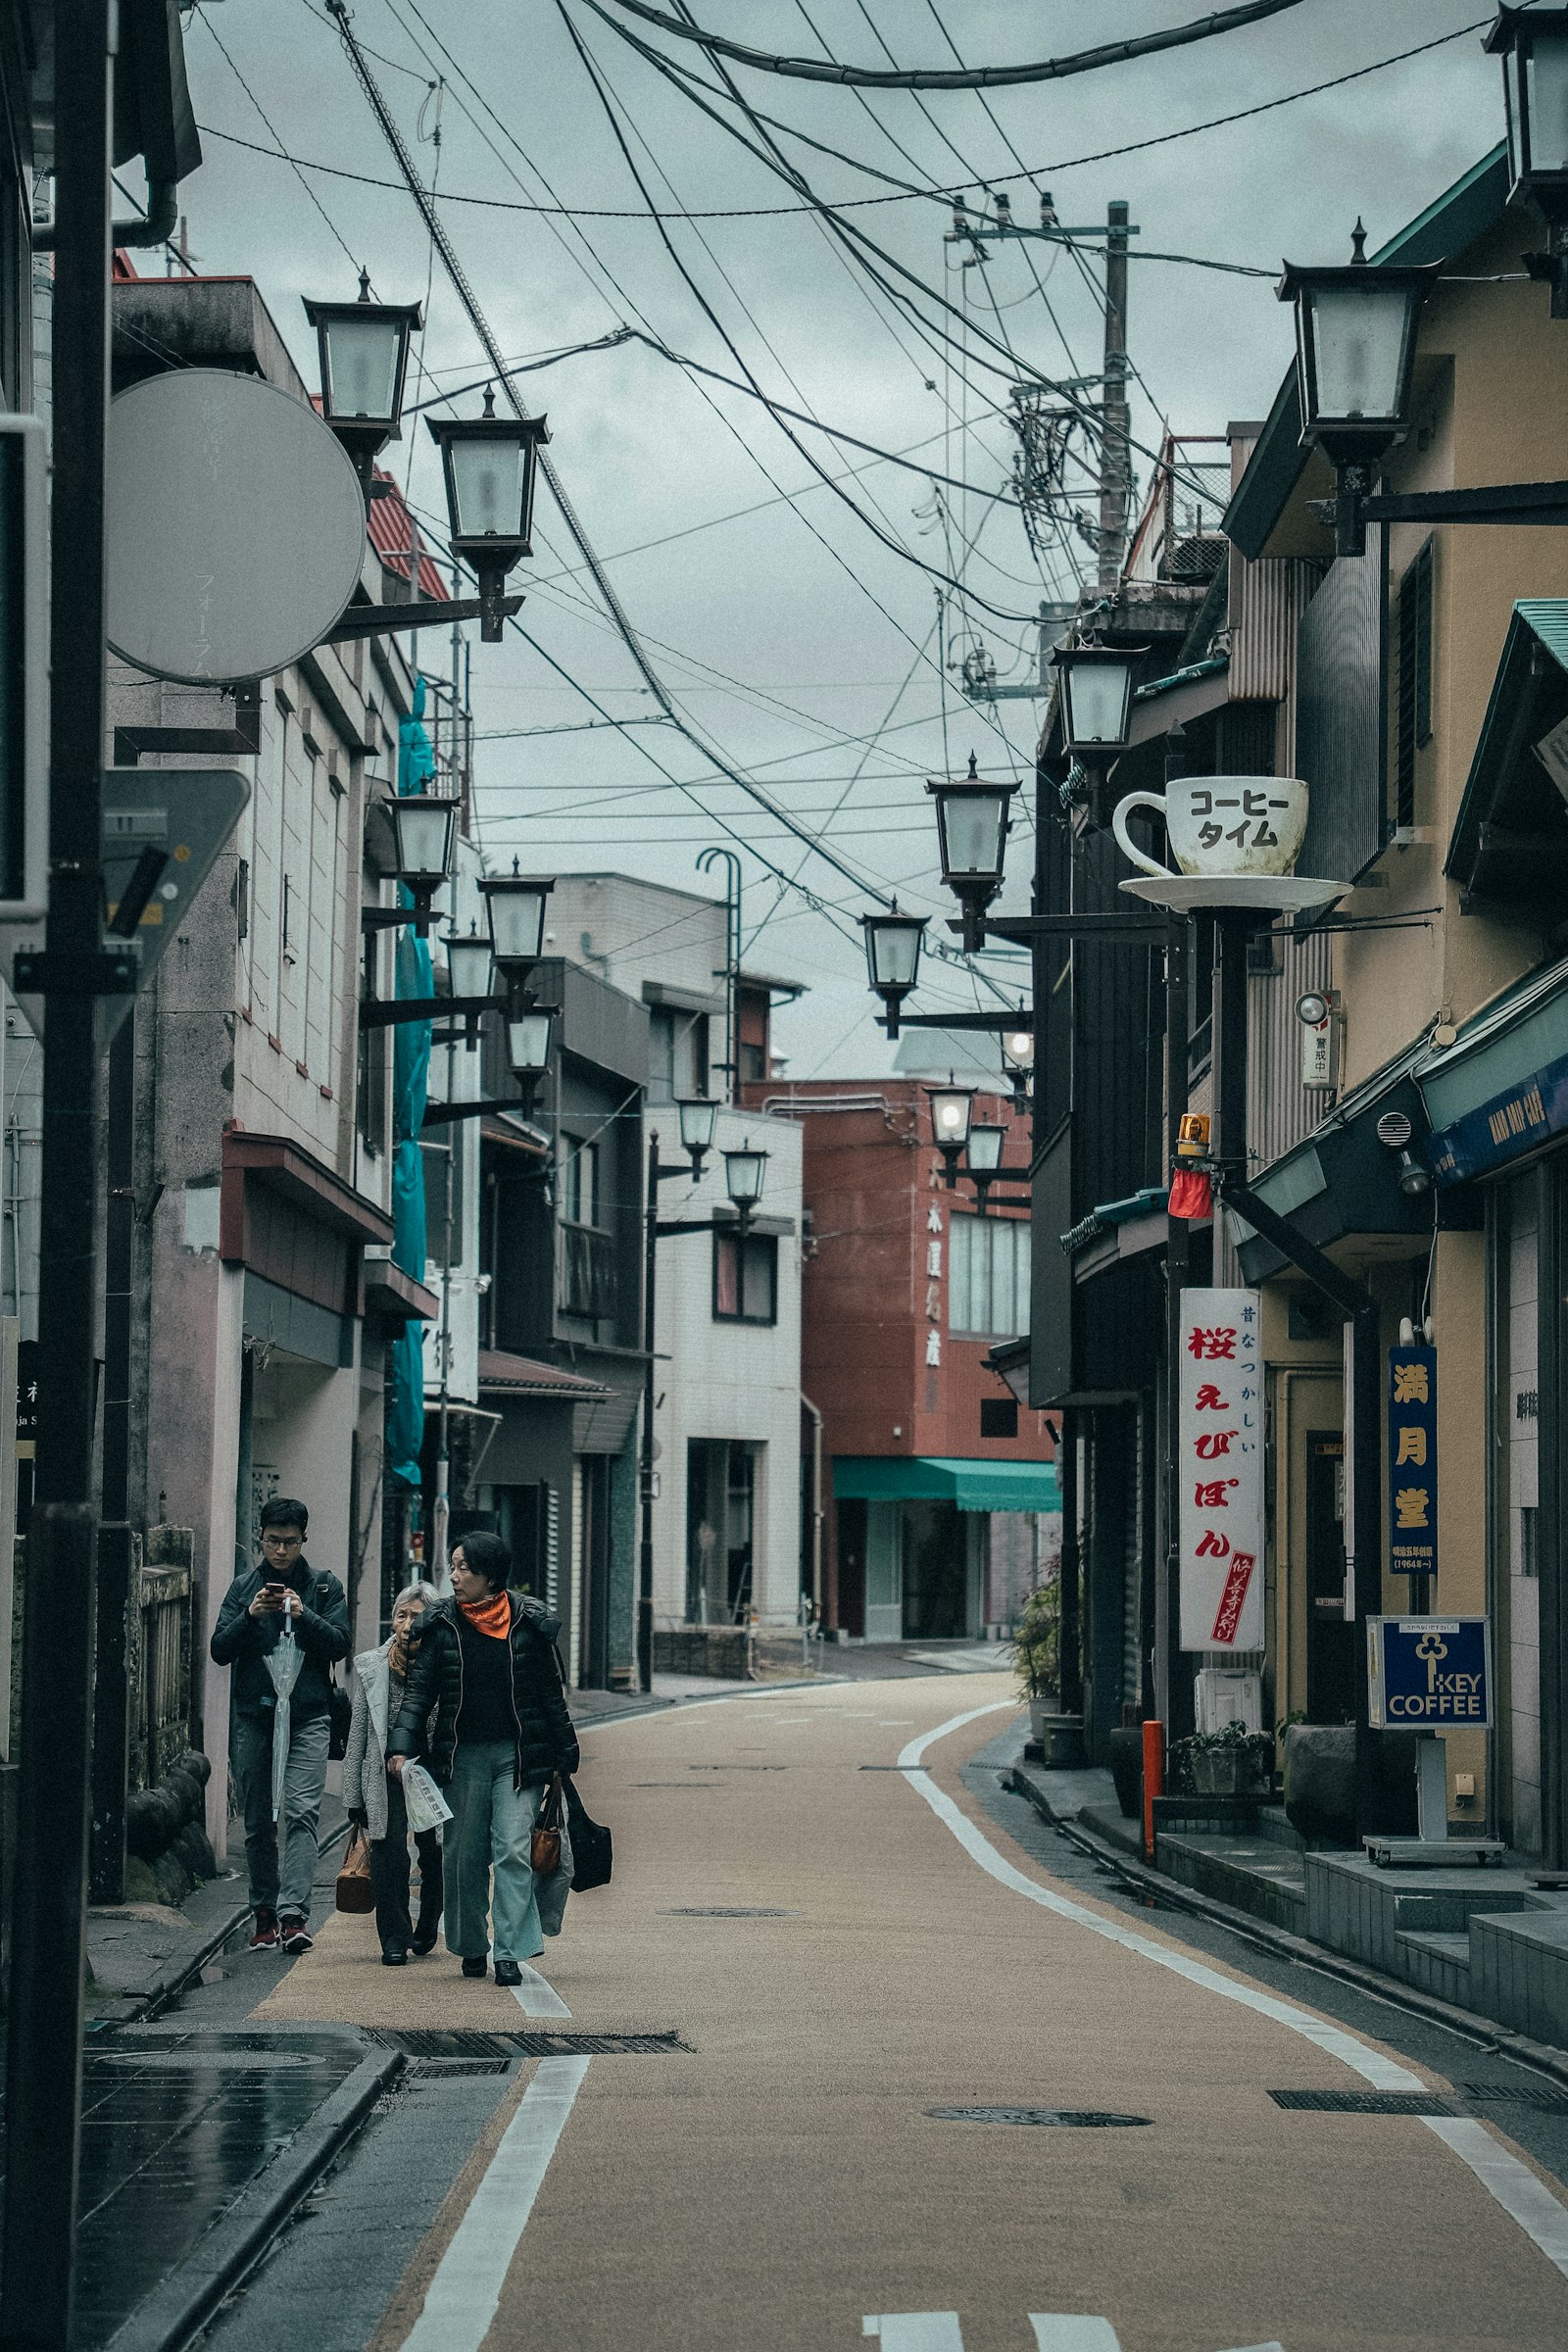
[304,271,424,498]
[859,902,927,1038]
[678,1097,718,1173]
[428,391,552,639]
[1487,8,1568,315]
[925,1074,976,1184]
[1053,636,1144,813]
[721,1138,769,1233]
[926,754,1018,953]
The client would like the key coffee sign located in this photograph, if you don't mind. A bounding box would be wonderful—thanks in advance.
[1367,1616,1491,1729]
[1178,1287,1264,1651]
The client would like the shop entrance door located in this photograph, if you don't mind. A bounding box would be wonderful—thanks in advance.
[1305,1430,1355,1724]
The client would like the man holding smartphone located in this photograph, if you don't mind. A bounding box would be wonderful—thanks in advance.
[210,1495,351,1953]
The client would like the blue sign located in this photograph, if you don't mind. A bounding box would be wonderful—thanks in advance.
[1367,1616,1491,1730]
[1426,1050,1568,1185]
[1387,1344,1437,1578]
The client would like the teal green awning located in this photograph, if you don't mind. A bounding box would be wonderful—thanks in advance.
[832,1456,1059,1514]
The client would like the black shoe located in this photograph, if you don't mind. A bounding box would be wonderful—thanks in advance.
[493,1959,522,1987]
[381,1944,408,1967]
[410,1931,439,1957]
[462,1956,488,1979]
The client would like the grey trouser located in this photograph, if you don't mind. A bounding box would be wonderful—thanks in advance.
[231,1708,330,1918]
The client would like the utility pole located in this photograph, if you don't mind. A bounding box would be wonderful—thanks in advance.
[1,3,116,2343]
[1098,199,1132,592]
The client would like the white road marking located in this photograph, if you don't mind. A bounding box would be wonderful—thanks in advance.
[1029,2321,1122,2351]
[510,1961,571,2020]
[903,1704,1568,2288]
[861,2318,964,2348]
[400,2055,590,2352]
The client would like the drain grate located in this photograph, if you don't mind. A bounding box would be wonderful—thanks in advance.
[368,2028,693,2059]
[925,2106,1152,2129]
[1459,2082,1568,2113]
[1269,2089,1458,2116]
[660,1906,794,1918]
[407,2057,512,2081]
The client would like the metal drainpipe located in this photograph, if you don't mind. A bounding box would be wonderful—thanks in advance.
[801,1393,824,1628]
[32,176,178,250]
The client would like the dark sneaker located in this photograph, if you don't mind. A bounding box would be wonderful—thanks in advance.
[278,1913,314,1954]
[461,1956,488,1979]
[248,1908,278,1952]
[493,1959,522,1987]
[380,1943,408,1968]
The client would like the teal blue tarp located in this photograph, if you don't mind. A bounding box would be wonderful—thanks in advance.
[832,1456,1059,1514]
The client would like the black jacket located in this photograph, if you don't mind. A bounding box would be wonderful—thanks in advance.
[387,1593,578,1788]
[209,1558,351,1719]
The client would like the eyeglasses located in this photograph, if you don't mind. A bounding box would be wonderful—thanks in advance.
[261,1532,303,1551]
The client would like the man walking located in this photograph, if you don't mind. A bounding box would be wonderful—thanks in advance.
[210,1495,350,1954]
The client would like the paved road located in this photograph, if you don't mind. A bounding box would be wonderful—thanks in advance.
[202,1673,1568,2351]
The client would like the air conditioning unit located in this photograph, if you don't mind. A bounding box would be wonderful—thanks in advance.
[1195,1667,1262,1736]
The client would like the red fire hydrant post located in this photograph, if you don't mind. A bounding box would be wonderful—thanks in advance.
[1142,1718,1165,1860]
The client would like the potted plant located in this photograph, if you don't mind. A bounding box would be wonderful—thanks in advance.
[1012,1582,1059,1745]
[1171,1718,1273,1798]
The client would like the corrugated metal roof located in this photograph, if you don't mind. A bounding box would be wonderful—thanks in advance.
[1513,599,1568,674]
[368,467,449,601]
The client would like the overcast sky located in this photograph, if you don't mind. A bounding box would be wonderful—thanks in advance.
[175,0,1501,1076]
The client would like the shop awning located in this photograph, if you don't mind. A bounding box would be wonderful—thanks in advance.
[1446,602,1568,913]
[832,1456,1059,1514]
[1416,951,1568,1184]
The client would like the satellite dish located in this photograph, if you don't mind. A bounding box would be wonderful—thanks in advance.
[106,368,367,685]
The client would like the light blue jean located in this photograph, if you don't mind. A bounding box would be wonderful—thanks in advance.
[443,1741,545,1964]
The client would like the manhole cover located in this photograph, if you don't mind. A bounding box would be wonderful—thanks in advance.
[659,1906,795,1918]
[368,2029,692,2059]
[924,2106,1152,2128]
[1268,2089,1457,2116]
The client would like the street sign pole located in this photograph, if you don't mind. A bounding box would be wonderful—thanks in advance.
[0,2,115,2344]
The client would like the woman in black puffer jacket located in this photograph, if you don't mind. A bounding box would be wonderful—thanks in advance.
[388,1532,578,1988]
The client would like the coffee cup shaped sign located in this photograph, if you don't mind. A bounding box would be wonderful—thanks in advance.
[1112,775,1308,883]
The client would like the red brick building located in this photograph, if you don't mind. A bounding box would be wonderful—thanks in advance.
[755,1078,1058,1641]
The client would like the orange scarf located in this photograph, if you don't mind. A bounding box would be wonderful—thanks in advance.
[460,1591,512,1642]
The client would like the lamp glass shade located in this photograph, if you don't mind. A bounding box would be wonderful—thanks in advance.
[1057,647,1138,749]
[966,1122,1005,1174]
[443,927,495,1002]
[391,795,457,887]
[927,1083,974,1152]
[450,435,527,538]
[507,1008,556,1076]
[322,312,405,425]
[1527,35,1568,177]
[723,1142,768,1205]
[928,780,1013,884]
[678,1098,718,1156]
[482,874,553,967]
[1001,1027,1035,1073]
[1301,277,1420,425]
[861,907,925,992]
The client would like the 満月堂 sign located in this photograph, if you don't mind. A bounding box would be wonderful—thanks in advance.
[1387,1343,1437,1578]
[1367,1616,1490,1728]
[1178,1287,1264,1651]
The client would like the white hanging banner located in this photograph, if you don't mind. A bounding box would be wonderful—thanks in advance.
[1178,1286,1265,1651]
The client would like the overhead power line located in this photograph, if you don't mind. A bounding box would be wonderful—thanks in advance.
[589,0,1305,89]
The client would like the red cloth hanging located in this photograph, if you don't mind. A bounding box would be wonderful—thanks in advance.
[1167,1167,1212,1222]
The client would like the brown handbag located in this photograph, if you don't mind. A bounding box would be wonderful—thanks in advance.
[335,1826,376,1915]
[530,1776,564,1876]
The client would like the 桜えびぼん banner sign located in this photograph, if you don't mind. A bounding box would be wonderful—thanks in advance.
[1387,1343,1437,1578]
[1178,1287,1264,1651]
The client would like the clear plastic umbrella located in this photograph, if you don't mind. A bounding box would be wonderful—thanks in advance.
[265,1621,304,1822]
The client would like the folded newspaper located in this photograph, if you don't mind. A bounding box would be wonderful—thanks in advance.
[401,1760,454,1834]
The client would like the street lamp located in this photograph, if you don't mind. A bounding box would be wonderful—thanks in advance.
[1277,222,1441,557]
[506,1002,558,1119]
[926,753,1019,953]
[1487,9,1568,314]
[1053,637,1145,795]
[303,271,424,498]
[441,920,497,1047]
[1001,1020,1034,1111]
[389,793,458,936]
[859,901,927,1037]
[722,1137,769,1230]
[678,1096,718,1174]
[481,863,555,973]
[926,1074,976,1184]
[427,389,552,640]
[966,1118,1005,1213]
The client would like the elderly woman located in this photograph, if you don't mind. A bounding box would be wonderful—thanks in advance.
[343,1579,444,1967]
[388,1532,577,1987]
